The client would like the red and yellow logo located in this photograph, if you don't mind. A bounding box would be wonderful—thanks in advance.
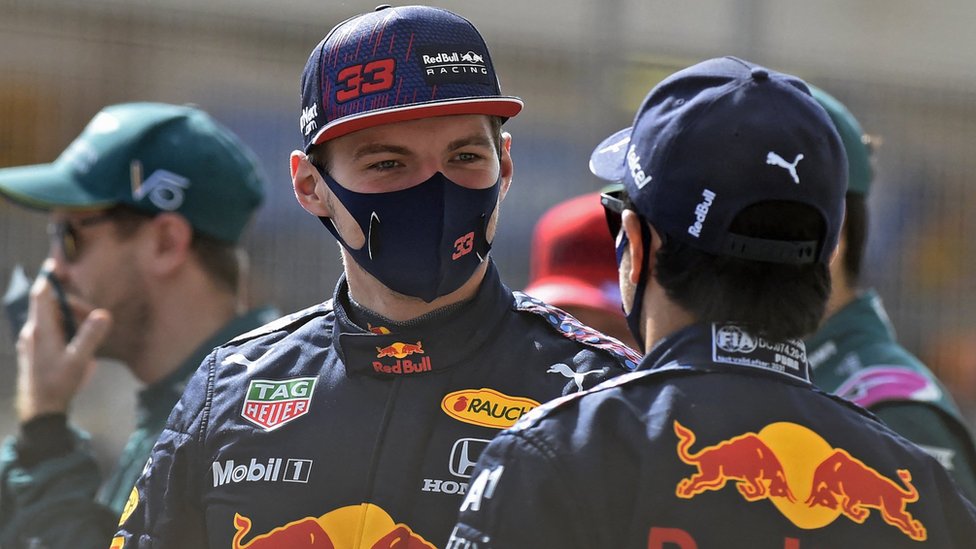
[232,503,434,549]
[441,388,540,429]
[373,341,431,375]
[375,341,424,359]
[673,420,927,541]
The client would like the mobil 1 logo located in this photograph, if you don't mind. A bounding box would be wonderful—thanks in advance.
[212,457,313,487]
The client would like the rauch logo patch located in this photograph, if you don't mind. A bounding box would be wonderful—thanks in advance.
[440,388,540,429]
[241,377,317,431]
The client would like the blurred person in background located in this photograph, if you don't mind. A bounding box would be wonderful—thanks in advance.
[804,85,976,501]
[0,102,276,549]
[524,190,639,349]
[113,6,638,548]
[450,56,976,548]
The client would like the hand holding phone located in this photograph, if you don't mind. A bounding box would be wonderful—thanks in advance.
[44,269,78,342]
[9,261,112,422]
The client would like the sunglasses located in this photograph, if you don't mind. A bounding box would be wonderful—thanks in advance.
[599,185,629,239]
[47,212,117,263]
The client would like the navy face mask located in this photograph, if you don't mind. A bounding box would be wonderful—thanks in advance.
[318,169,500,303]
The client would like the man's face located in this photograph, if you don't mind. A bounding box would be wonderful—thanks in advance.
[322,114,510,247]
[47,208,151,361]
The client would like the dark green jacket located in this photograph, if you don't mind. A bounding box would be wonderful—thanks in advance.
[0,308,277,549]
[805,290,976,502]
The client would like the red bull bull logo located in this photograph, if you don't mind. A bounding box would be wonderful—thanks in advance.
[373,341,432,375]
[441,388,540,429]
[375,341,424,359]
[674,421,795,502]
[672,420,927,541]
[804,449,926,541]
[232,503,435,549]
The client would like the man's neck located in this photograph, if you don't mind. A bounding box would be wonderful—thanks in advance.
[640,282,695,352]
[129,279,238,386]
[343,253,489,322]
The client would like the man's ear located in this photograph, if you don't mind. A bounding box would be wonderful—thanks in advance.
[145,213,193,275]
[621,210,664,284]
[291,151,331,217]
[621,210,645,284]
[498,132,514,201]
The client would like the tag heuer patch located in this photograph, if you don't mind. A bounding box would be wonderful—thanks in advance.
[242,377,317,431]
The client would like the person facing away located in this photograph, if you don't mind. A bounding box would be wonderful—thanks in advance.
[449,56,976,548]
[112,5,639,548]
[803,85,976,502]
[0,102,276,549]
[524,190,640,349]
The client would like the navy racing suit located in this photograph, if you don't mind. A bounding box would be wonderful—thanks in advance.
[112,263,639,548]
[449,323,976,548]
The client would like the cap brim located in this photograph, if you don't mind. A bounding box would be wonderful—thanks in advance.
[524,277,622,317]
[310,97,524,147]
[0,162,112,211]
[588,127,632,182]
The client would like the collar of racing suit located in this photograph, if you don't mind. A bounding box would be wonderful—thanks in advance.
[330,260,514,377]
[637,322,813,384]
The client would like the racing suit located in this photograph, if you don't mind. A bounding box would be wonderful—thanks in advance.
[449,322,976,548]
[112,263,639,548]
[0,307,279,549]
[805,289,976,501]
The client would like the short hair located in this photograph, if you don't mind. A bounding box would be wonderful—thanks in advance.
[107,205,240,293]
[652,201,831,341]
[841,192,867,284]
[306,115,505,174]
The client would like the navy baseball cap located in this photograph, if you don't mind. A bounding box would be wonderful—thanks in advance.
[0,102,266,243]
[590,56,847,265]
[808,84,874,196]
[299,4,523,150]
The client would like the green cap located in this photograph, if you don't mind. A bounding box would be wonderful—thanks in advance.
[0,102,266,243]
[808,85,873,196]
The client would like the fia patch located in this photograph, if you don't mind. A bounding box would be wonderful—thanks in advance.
[711,324,808,380]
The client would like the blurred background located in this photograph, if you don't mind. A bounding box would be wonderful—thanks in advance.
[1,0,975,472]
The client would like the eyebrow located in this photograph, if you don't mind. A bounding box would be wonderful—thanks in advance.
[352,143,412,161]
[446,134,494,152]
[351,133,495,161]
